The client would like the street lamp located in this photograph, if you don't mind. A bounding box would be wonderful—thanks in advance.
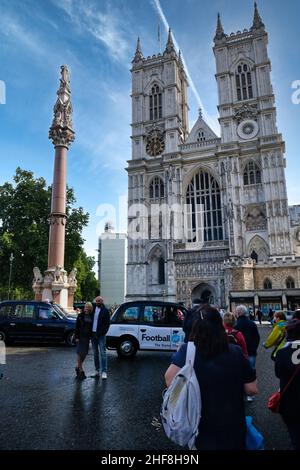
[8,253,14,300]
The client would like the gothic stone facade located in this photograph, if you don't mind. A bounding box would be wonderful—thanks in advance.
[126,8,300,311]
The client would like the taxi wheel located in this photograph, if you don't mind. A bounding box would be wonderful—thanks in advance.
[0,330,6,342]
[117,337,137,358]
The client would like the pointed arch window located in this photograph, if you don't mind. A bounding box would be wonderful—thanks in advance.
[250,250,258,263]
[149,84,162,120]
[148,247,165,285]
[149,177,164,199]
[263,278,272,290]
[186,170,223,243]
[236,62,253,101]
[197,129,206,142]
[286,277,295,289]
[243,161,261,186]
[158,257,165,284]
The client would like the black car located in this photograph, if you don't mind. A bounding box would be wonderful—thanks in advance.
[0,301,76,346]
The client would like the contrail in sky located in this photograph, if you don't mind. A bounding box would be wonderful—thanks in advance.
[152,0,219,134]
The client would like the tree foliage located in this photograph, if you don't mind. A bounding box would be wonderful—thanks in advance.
[74,249,100,301]
[0,167,98,301]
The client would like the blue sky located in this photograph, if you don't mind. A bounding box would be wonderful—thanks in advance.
[1,0,300,264]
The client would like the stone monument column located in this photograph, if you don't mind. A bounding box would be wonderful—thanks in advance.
[33,65,77,309]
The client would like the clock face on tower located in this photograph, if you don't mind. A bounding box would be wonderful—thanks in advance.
[145,128,165,156]
[237,119,259,140]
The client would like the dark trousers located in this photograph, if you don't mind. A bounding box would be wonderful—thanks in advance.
[286,421,300,450]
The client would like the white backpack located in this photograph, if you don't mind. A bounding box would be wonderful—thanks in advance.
[160,342,201,449]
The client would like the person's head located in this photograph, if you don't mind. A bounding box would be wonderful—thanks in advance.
[223,312,236,328]
[235,305,248,317]
[190,305,228,359]
[286,319,300,341]
[293,310,300,320]
[192,298,202,307]
[274,311,286,322]
[84,302,93,314]
[95,296,104,307]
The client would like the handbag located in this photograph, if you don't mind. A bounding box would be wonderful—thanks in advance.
[268,391,281,413]
[246,416,264,450]
[267,363,300,413]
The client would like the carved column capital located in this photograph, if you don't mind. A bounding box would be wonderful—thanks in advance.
[48,213,67,226]
[49,126,75,148]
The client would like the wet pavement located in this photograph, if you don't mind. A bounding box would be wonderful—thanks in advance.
[0,325,293,450]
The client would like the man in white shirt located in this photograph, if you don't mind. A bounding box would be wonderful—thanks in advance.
[90,296,110,379]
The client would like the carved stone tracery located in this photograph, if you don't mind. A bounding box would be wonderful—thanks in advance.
[234,103,258,124]
[245,203,267,230]
[49,65,75,148]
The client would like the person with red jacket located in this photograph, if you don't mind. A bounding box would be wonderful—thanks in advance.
[223,312,248,358]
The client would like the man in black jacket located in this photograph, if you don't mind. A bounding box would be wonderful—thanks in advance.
[90,296,111,379]
[235,304,260,400]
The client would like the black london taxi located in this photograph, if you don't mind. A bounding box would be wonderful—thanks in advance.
[0,301,76,346]
[106,300,187,358]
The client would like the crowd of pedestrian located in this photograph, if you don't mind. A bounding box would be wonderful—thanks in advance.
[72,295,300,450]
[165,302,300,450]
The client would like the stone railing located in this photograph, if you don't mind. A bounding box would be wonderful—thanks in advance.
[259,135,282,145]
[180,138,220,152]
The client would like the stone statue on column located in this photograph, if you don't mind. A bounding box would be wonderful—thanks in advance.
[33,65,77,309]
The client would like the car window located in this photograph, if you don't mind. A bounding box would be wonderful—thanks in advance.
[14,304,35,319]
[52,304,66,319]
[162,306,184,326]
[142,306,165,325]
[175,307,185,323]
[0,305,14,320]
[38,307,55,320]
[117,306,139,323]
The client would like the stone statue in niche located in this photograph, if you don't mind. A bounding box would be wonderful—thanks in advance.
[33,267,43,283]
[54,266,64,283]
[68,268,77,286]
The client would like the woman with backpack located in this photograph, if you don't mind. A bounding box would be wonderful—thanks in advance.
[223,312,248,357]
[164,305,257,450]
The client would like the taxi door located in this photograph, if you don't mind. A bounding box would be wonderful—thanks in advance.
[138,305,171,351]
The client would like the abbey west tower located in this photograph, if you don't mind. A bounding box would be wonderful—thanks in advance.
[126,4,300,311]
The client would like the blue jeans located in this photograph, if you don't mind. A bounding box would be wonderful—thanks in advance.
[91,334,107,373]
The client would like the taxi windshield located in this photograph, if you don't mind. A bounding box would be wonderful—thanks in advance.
[52,304,67,319]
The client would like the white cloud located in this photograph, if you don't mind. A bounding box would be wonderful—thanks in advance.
[51,0,74,18]
[84,11,130,62]
[52,0,131,64]
[0,13,45,56]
